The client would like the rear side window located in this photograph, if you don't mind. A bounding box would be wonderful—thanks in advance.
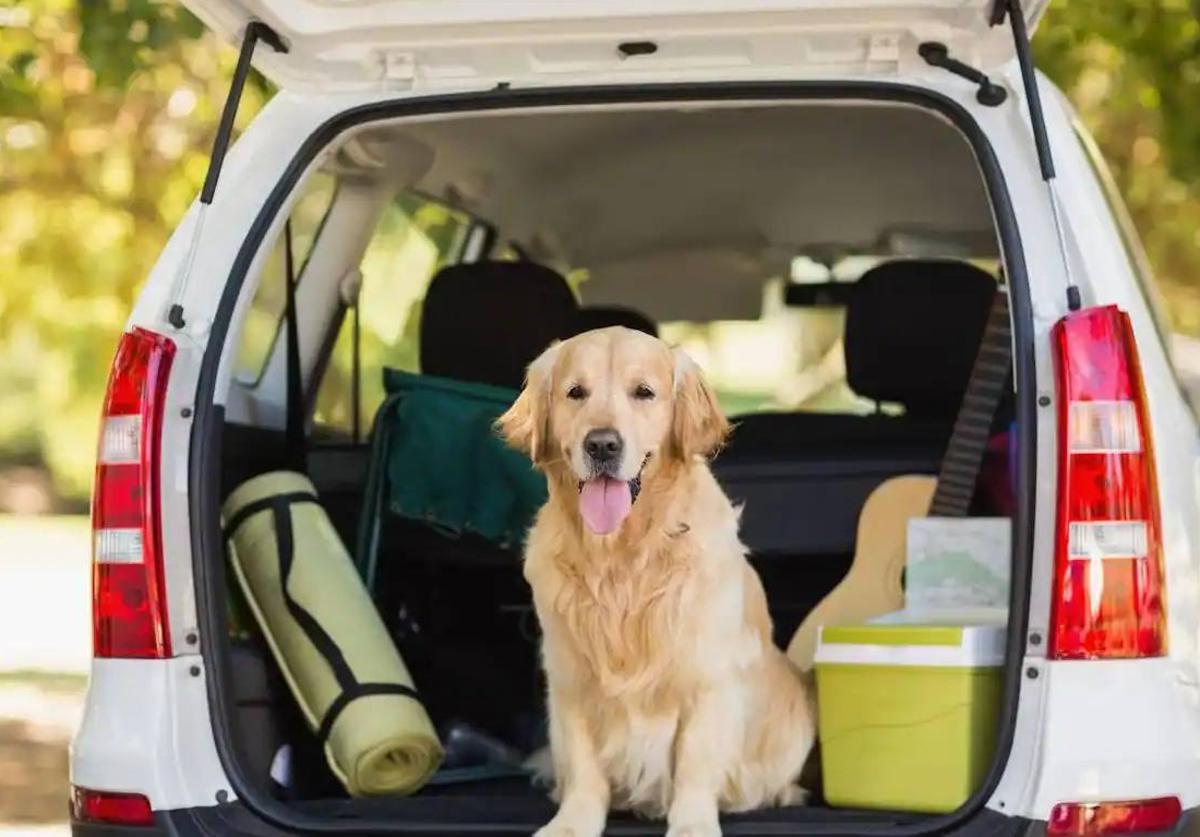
[311,193,472,441]
[233,172,338,385]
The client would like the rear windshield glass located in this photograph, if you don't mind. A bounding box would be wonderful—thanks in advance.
[598,255,999,417]
[311,193,472,441]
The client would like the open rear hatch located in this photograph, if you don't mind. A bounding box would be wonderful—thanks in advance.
[182,0,1048,91]
[177,0,1060,833]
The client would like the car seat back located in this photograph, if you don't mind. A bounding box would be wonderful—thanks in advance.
[716,259,999,557]
[420,260,578,389]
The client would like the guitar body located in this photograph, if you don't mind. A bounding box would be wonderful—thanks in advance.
[786,475,936,672]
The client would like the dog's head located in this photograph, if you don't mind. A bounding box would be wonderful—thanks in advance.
[498,326,729,535]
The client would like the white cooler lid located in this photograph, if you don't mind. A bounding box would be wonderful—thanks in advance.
[814,613,1006,668]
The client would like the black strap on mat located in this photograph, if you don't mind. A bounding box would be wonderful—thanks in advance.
[225,492,421,742]
[315,682,420,743]
[222,491,319,540]
[929,289,1013,517]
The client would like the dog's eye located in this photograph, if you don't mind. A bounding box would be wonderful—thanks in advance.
[566,384,588,401]
[633,384,655,401]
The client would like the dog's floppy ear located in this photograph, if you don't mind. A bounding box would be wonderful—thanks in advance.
[497,341,560,465]
[669,348,730,460]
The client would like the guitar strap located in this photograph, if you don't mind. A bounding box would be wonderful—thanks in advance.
[928,287,1012,517]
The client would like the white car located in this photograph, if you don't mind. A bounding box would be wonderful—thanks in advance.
[69,1,1200,835]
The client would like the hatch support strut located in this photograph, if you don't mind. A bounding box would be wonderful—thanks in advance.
[991,0,1080,311]
[167,21,287,330]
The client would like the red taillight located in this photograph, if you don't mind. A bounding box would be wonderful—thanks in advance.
[71,786,154,826]
[1048,796,1181,836]
[92,328,175,659]
[1051,306,1165,659]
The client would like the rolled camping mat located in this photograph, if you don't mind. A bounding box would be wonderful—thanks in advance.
[223,471,443,796]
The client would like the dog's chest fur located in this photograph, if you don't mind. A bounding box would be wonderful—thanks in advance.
[524,470,772,817]
[555,538,701,702]
[550,536,717,814]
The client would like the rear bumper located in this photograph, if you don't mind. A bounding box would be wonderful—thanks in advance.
[71,801,1189,837]
[70,804,257,837]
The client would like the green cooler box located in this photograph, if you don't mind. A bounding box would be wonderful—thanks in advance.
[814,621,1004,813]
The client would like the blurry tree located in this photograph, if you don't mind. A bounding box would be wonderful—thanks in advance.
[1036,1,1200,334]
[0,1,249,505]
[1,1,1200,504]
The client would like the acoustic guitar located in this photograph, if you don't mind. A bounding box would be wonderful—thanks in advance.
[786,286,1011,672]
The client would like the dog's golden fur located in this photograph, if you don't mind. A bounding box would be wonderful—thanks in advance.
[499,327,816,837]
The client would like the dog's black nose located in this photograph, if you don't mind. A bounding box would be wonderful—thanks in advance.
[584,428,623,464]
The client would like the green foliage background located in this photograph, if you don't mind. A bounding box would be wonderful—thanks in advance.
[1035,0,1200,335]
[1,1,1198,505]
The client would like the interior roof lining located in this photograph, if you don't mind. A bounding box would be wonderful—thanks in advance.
[334,97,997,295]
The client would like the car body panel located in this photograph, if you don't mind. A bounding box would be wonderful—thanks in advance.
[71,658,230,810]
[181,0,1049,92]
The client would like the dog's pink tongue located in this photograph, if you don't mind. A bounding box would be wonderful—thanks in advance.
[578,476,633,535]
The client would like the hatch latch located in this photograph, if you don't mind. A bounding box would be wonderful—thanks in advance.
[866,33,901,65]
[377,50,416,89]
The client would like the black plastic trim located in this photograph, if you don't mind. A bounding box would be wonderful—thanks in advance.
[68,803,1200,837]
[73,803,1048,837]
[189,81,1037,836]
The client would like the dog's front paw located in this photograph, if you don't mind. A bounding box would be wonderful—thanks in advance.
[667,793,721,837]
[777,783,811,807]
[532,827,581,837]
[666,822,722,837]
[534,815,604,837]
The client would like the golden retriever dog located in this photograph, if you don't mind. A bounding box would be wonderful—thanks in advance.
[498,326,816,837]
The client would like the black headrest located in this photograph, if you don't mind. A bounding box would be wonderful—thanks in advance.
[574,306,658,337]
[844,260,997,419]
[420,261,578,389]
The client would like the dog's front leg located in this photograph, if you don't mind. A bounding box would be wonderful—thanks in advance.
[667,686,740,837]
[536,685,609,837]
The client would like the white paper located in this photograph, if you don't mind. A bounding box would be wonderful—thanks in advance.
[905,517,1010,611]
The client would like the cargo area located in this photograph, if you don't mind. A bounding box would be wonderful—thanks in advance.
[209,97,1024,832]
